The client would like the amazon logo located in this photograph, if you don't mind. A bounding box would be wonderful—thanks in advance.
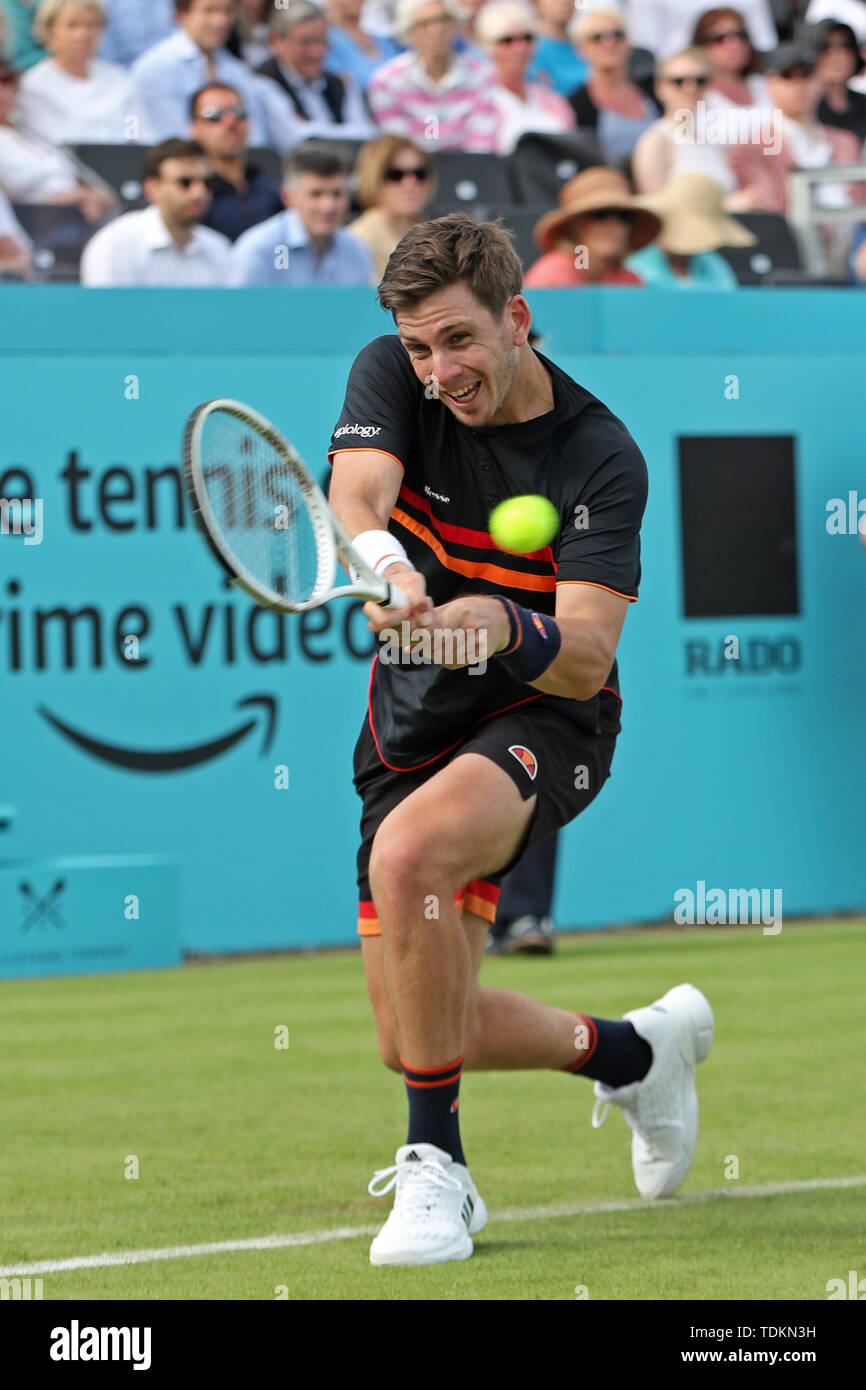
[37,694,277,772]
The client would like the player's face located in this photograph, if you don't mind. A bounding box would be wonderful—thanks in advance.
[396,282,524,427]
[183,0,236,52]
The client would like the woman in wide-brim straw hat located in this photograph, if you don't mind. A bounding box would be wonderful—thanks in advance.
[626,171,756,289]
[524,165,661,286]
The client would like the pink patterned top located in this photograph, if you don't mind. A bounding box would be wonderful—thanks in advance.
[367,49,499,153]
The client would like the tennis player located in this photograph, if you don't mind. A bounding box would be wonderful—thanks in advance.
[328,213,713,1267]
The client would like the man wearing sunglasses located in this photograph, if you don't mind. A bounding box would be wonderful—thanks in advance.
[190,82,282,242]
[628,0,777,60]
[80,137,232,285]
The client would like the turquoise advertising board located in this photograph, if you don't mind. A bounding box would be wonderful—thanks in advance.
[1,287,864,967]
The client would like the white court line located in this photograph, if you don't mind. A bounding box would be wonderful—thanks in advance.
[2,1174,864,1278]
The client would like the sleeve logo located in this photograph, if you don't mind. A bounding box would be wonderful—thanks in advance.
[334,423,381,439]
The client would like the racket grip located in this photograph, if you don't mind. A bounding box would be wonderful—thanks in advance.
[385,582,409,609]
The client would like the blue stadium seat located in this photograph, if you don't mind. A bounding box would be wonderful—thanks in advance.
[12,204,93,282]
[427,151,514,219]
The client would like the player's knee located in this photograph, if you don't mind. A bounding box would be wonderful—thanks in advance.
[369,822,449,905]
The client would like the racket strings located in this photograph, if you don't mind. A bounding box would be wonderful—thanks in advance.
[196,412,323,606]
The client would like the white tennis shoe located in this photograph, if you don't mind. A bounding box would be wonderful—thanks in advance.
[591,983,714,1199]
[368,1142,488,1266]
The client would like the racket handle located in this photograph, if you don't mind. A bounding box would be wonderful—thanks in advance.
[385,582,409,609]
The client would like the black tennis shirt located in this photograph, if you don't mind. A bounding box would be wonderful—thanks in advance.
[328,334,648,771]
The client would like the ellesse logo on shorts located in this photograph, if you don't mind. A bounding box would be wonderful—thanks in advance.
[508,745,538,780]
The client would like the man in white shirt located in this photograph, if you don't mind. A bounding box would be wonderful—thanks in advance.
[132,0,291,144]
[626,0,779,58]
[81,137,231,284]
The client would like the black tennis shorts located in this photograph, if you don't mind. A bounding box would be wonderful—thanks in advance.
[353,692,621,936]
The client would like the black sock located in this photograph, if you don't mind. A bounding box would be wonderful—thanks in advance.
[563,1016,653,1089]
[402,1055,466,1165]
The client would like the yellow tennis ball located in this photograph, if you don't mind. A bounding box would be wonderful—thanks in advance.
[489,495,559,555]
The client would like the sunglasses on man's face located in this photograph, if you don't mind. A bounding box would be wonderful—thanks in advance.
[587,29,625,42]
[665,74,709,87]
[777,67,812,80]
[167,175,217,190]
[384,165,430,182]
[496,32,534,45]
[587,208,634,224]
[819,38,856,54]
[198,105,248,121]
[705,28,749,43]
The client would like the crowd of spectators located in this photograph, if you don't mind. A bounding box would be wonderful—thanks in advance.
[1,0,865,285]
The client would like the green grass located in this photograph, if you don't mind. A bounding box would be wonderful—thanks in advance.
[1,920,863,1300]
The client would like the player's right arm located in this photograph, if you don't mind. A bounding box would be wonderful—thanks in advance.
[329,449,433,633]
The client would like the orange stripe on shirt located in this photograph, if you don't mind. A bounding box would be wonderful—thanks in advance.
[327,446,405,472]
[392,507,556,593]
[556,579,637,602]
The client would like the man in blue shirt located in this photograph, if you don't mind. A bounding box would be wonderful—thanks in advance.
[99,0,177,67]
[230,140,375,286]
[190,81,282,241]
[132,0,291,145]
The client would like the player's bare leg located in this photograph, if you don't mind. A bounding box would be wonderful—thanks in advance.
[362,923,588,1073]
[365,751,543,1264]
[367,752,537,1074]
[364,749,713,1251]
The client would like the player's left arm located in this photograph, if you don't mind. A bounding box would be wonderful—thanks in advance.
[529,583,630,699]
[427,585,628,700]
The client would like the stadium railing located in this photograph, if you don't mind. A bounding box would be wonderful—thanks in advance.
[787,163,866,278]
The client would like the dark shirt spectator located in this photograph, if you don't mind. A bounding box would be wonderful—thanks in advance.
[189,80,282,241]
[257,0,375,142]
[814,19,866,143]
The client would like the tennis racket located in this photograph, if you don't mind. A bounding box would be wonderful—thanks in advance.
[183,398,408,612]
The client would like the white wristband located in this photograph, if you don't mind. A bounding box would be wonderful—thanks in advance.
[351,529,414,580]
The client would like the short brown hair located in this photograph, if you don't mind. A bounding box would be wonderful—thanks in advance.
[354,134,433,211]
[144,138,207,180]
[378,213,523,321]
[692,8,761,75]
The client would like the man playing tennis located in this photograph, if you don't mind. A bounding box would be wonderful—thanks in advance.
[328,213,713,1267]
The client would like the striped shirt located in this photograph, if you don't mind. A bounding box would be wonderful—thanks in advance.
[367,49,498,152]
